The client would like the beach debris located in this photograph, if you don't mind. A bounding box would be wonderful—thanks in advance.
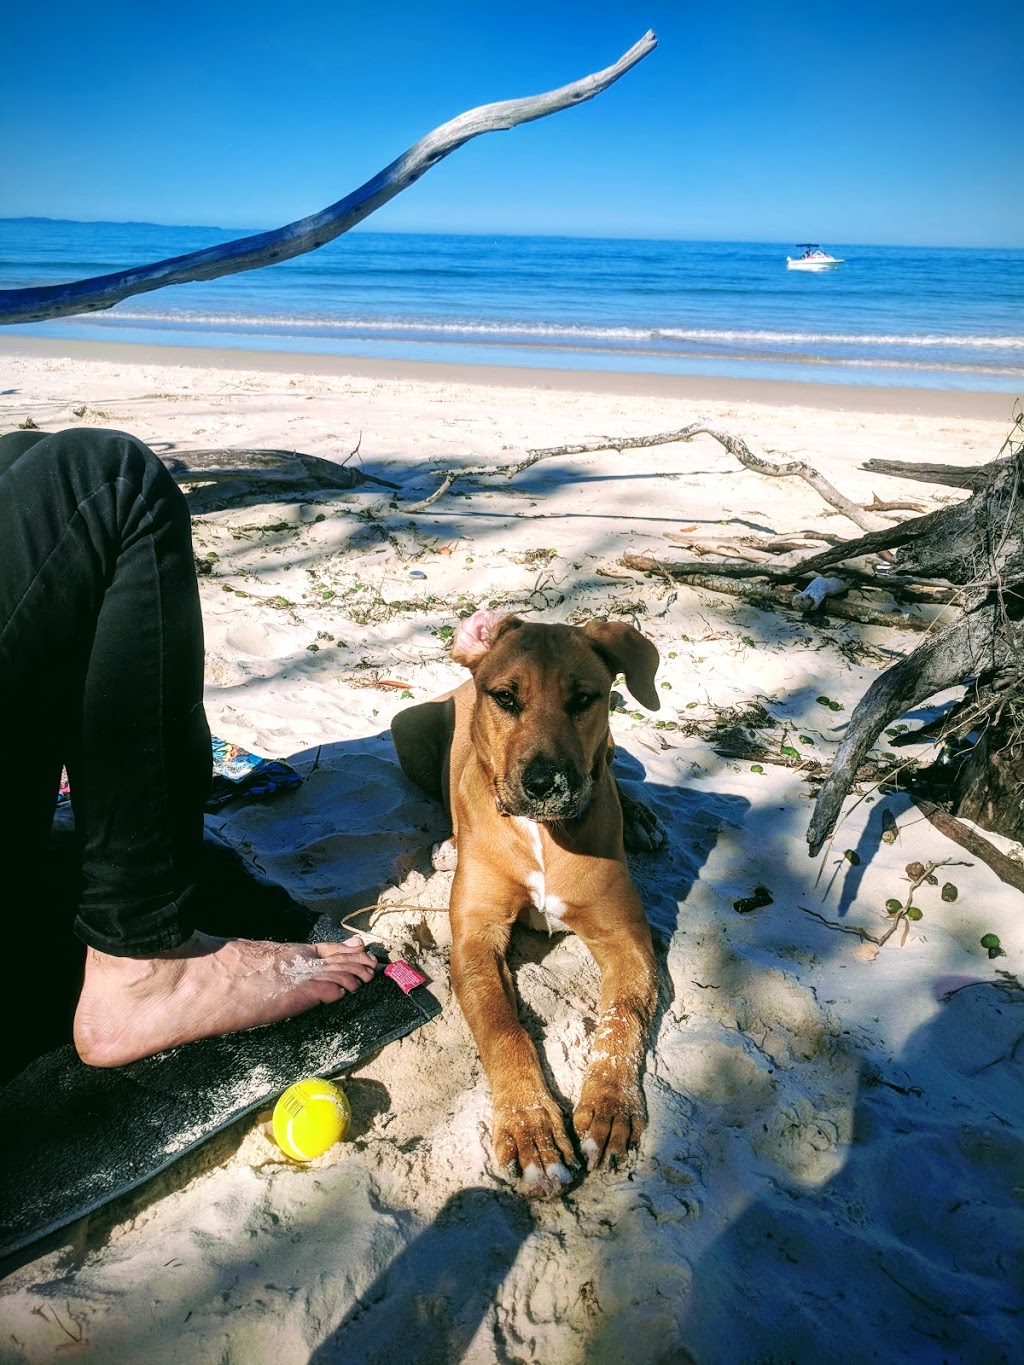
[793,575,849,612]
[733,884,774,914]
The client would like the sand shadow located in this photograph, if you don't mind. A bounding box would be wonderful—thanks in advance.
[309,1186,535,1364]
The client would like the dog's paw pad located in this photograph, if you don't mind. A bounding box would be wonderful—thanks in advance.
[430,838,458,872]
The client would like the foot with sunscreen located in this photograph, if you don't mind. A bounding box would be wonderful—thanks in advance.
[73,931,379,1067]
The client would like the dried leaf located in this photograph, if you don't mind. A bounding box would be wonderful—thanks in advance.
[905,861,927,881]
[940,882,959,902]
[881,810,899,845]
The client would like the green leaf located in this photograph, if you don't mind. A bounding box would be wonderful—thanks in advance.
[980,933,1001,950]
[780,745,800,759]
[844,849,860,865]
[750,764,764,774]
[885,899,903,915]
[906,906,923,921]
[799,735,814,745]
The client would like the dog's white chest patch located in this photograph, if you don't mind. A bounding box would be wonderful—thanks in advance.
[513,817,568,934]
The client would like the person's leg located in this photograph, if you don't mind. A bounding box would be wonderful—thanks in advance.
[0,429,377,1068]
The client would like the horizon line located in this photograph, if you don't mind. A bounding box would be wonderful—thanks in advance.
[1,216,1022,253]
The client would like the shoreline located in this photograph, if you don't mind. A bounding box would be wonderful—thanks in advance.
[1,334,1017,420]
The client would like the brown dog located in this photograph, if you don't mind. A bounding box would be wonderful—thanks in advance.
[391,610,661,1198]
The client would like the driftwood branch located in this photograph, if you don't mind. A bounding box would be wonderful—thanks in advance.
[620,554,936,631]
[678,425,891,533]
[157,446,399,491]
[911,798,1024,895]
[807,598,1019,855]
[406,420,893,528]
[861,456,1007,491]
[0,32,657,325]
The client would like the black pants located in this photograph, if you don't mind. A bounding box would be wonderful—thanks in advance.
[0,428,210,954]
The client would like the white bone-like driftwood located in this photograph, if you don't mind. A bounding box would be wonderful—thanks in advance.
[0,32,657,326]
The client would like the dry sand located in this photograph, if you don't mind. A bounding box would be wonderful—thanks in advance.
[1,342,1021,1363]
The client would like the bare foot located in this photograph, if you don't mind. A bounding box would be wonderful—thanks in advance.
[73,931,379,1067]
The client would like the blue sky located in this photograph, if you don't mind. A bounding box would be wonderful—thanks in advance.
[2,1,1021,246]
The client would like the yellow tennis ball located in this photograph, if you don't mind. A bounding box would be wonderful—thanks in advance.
[272,1078,351,1161]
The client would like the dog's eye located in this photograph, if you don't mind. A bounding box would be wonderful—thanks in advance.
[567,693,599,716]
[489,689,519,713]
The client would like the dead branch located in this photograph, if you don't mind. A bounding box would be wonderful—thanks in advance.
[0,33,657,325]
[860,456,1007,491]
[807,598,1019,855]
[681,425,891,533]
[865,494,931,514]
[407,419,897,529]
[621,555,936,630]
[156,446,399,491]
[910,798,1024,895]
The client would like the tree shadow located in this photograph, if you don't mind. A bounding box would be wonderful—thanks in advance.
[651,978,1024,1362]
[309,1186,535,1365]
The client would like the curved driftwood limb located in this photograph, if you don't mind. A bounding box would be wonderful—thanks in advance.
[806,600,1018,855]
[677,425,891,533]
[0,32,657,325]
[407,419,891,524]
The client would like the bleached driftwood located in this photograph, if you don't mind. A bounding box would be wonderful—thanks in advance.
[0,33,656,325]
[405,420,894,528]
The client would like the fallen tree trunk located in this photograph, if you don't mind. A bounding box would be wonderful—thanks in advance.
[0,33,656,325]
[158,446,398,491]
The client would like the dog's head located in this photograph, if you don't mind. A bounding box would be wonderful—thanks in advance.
[451,610,660,821]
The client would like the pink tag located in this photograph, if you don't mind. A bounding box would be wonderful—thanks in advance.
[384,961,427,994]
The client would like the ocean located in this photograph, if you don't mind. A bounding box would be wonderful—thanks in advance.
[1,218,1022,391]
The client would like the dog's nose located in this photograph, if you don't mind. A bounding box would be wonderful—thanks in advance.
[521,756,569,800]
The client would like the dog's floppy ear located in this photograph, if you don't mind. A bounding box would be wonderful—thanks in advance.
[451,610,523,670]
[581,620,661,711]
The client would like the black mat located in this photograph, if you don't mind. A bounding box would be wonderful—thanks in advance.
[0,932,439,1262]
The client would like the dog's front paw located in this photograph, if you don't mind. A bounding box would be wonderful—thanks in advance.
[618,788,666,853]
[492,1098,578,1199]
[430,837,458,872]
[573,1072,647,1170]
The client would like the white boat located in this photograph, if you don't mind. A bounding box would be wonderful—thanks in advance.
[786,243,843,271]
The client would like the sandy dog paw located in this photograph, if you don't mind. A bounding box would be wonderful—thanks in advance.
[573,1074,647,1170]
[430,837,458,872]
[618,789,667,853]
[491,1098,578,1199]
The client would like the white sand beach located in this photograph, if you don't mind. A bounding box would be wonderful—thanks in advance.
[1,341,1021,1363]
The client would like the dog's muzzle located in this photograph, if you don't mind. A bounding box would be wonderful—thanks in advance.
[497,756,592,821]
